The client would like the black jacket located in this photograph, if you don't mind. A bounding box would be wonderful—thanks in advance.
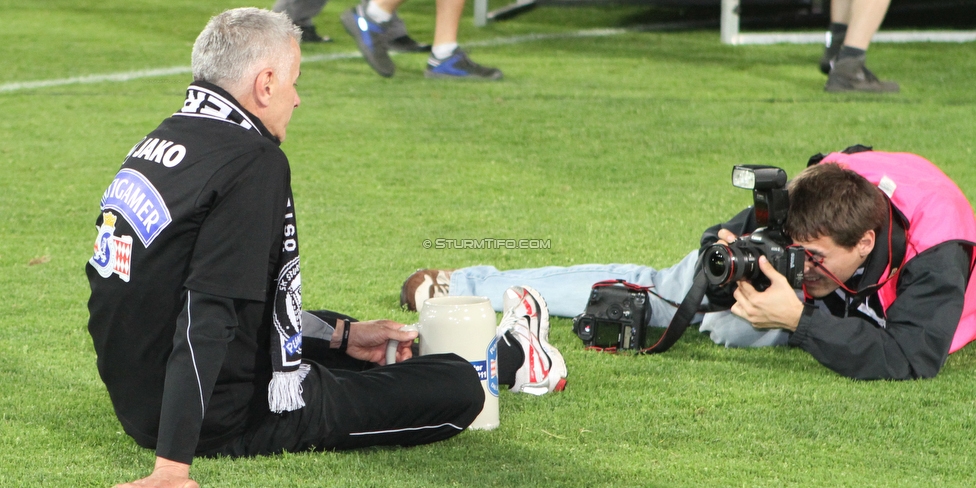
[87,81,293,463]
[701,206,971,380]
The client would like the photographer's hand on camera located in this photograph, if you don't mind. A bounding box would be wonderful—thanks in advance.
[716,229,737,246]
[730,255,804,332]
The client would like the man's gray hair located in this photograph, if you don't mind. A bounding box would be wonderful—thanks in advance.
[192,8,301,95]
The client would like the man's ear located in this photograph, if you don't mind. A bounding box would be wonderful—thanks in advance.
[857,229,876,259]
[251,67,276,108]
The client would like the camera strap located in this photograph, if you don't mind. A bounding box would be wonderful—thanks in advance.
[640,256,709,354]
[590,280,651,292]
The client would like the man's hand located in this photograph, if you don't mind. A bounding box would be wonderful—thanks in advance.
[731,256,804,332]
[114,457,198,488]
[340,319,418,364]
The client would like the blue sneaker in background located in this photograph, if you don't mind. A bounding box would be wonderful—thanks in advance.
[340,5,395,77]
[425,48,503,80]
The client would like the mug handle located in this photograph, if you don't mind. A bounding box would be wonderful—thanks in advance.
[385,324,419,365]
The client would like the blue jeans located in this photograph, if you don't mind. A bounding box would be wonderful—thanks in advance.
[449,251,789,348]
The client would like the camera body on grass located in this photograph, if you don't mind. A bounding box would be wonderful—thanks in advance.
[572,282,653,351]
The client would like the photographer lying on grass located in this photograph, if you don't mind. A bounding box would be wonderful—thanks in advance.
[403,147,976,380]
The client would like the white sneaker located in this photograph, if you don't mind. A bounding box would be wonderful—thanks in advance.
[400,269,452,312]
[497,286,567,395]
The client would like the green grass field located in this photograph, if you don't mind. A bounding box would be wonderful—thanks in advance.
[3,0,976,486]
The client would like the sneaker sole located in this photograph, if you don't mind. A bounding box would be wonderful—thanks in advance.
[424,70,503,81]
[825,83,900,93]
[340,10,395,78]
[517,358,567,395]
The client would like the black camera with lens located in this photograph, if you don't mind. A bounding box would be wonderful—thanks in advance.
[572,281,653,351]
[702,165,805,291]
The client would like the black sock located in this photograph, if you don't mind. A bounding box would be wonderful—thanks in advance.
[497,331,524,388]
[838,45,867,62]
[827,23,848,49]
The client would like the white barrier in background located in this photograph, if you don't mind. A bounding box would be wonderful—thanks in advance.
[720,0,976,45]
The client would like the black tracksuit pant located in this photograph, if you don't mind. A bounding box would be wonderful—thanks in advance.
[199,311,488,457]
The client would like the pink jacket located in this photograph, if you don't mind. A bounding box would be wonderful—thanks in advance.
[825,151,976,353]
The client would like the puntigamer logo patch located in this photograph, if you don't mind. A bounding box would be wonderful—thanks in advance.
[100,168,172,247]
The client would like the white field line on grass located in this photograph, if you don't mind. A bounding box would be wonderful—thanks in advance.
[0,23,701,94]
[732,30,976,45]
[11,21,964,93]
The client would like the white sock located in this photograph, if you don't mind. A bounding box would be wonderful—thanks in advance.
[366,1,393,23]
[431,43,458,60]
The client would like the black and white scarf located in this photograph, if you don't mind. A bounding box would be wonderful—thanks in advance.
[177,83,308,413]
[268,196,309,413]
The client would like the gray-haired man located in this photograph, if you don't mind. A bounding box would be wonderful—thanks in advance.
[86,8,562,487]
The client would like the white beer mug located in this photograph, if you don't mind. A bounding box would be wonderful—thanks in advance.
[387,296,500,430]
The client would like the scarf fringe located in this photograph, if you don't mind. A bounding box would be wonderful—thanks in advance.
[268,363,311,413]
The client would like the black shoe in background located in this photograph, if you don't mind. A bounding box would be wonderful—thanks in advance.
[300,24,332,43]
[825,58,899,93]
[389,34,431,53]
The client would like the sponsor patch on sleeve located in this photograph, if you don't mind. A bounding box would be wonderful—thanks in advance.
[89,211,133,282]
[100,168,172,247]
